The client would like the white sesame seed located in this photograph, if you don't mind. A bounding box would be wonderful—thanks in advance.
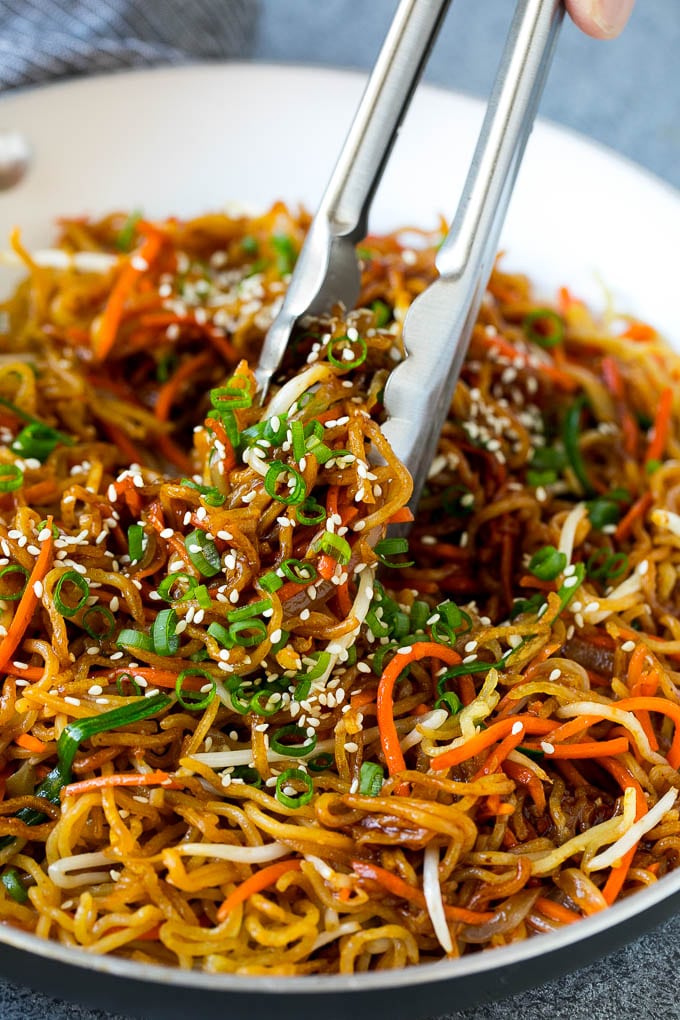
[159,528,174,540]
[541,741,555,755]
[511,721,524,736]
[621,640,636,652]
[64,696,80,706]
[548,668,561,681]
[88,684,104,696]
[32,580,43,598]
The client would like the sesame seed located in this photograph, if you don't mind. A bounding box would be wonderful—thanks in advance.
[160,528,174,540]
[88,684,104,696]
[344,741,359,753]
[11,661,27,670]
[541,741,555,755]
[33,581,43,598]
[621,640,636,652]
[64,696,81,706]
[548,668,561,681]
[511,721,524,736]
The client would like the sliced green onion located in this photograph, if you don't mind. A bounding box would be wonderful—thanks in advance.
[308,752,334,773]
[305,437,336,465]
[241,235,258,256]
[275,767,313,808]
[296,497,326,526]
[226,678,253,714]
[358,761,384,797]
[294,651,331,701]
[281,558,317,584]
[116,628,154,652]
[528,545,567,581]
[231,764,262,787]
[53,570,89,618]
[530,445,568,473]
[37,519,59,539]
[207,407,240,448]
[0,563,29,602]
[270,724,317,757]
[303,419,324,441]
[435,660,493,696]
[58,693,171,775]
[510,593,545,621]
[227,598,273,623]
[430,600,472,643]
[264,461,306,506]
[290,420,306,462]
[158,572,198,602]
[156,351,178,383]
[646,458,662,475]
[152,608,179,656]
[327,335,368,371]
[523,308,564,348]
[563,397,594,496]
[586,489,630,530]
[370,300,391,328]
[0,464,23,493]
[409,601,430,633]
[175,668,216,711]
[210,374,252,412]
[374,537,414,569]
[249,689,280,717]
[314,532,351,566]
[586,549,629,583]
[527,469,558,488]
[180,478,226,507]
[437,485,474,516]
[82,605,115,641]
[185,529,222,577]
[228,618,268,647]
[127,523,146,564]
[434,690,463,715]
[259,570,283,594]
[11,423,61,462]
[116,209,142,252]
[271,628,290,653]
[1,867,28,903]
[116,673,142,697]
[271,233,297,275]
[0,398,73,447]
[207,621,233,649]
[189,584,212,610]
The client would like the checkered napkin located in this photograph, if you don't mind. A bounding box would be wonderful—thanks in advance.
[0,0,256,90]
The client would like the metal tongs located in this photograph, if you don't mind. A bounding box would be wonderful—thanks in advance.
[255,0,564,508]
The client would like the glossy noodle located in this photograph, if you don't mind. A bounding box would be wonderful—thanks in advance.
[0,204,677,973]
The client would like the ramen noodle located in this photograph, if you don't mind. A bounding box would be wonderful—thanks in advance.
[0,203,677,973]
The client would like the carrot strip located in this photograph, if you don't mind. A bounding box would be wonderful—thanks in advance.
[351,860,493,924]
[431,715,556,771]
[0,523,53,673]
[316,554,339,581]
[155,352,213,422]
[620,321,656,342]
[598,756,647,905]
[14,733,47,753]
[3,663,43,681]
[502,759,545,813]
[388,507,414,525]
[545,715,602,744]
[99,420,145,466]
[378,643,461,778]
[542,737,628,760]
[101,666,203,691]
[458,675,477,707]
[93,228,164,361]
[534,897,581,925]
[614,492,653,542]
[216,859,302,922]
[615,696,680,767]
[646,387,674,463]
[61,770,178,798]
[474,726,526,779]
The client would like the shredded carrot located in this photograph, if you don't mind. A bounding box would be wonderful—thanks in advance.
[102,666,203,691]
[616,696,680,767]
[598,756,647,905]
[92,227,164,361]
[431,715,556,771]
[378,643,461,779]
[474,726,526,779]
[350,688,377,711]
[387,507,414,525]
[216,859,302,922]
[14,733,47,753]
[646,386,674,464]
[334,577,353,619]
[317,554,338,581]
[480,333,577,391]
[601,356,639,457]
[614,492,653,542]
[61,770,178,798]
[351,860,493,924]
[620,321,656,342]
[458,674,477,707]
[0,522,53,674]
[3,663,43,681]
[412,702,430,717]
[99,420,145,467]
[534,897,581,925]
[502,759,545,813]
[21,480,60,504]
[543,737,628,760]
[155,352,213,422]
[545,715,602,744]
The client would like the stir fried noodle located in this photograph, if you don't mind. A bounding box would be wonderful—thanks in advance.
[0,204,678,974]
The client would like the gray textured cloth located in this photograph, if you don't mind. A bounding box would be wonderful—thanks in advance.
[0,0,256,89]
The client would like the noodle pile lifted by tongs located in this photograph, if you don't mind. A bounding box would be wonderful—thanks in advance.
[0,205,678,972]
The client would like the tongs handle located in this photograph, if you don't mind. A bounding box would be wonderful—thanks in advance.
[255,0,450,397]
[381,0,564,507]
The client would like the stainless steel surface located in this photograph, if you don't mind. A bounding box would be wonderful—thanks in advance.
[0,131,30,191]
[254,0,450,398]
[381,0,563,506]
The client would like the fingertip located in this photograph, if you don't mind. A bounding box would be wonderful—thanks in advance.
[566,0,635,40]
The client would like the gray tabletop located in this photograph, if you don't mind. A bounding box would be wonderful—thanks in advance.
[2,1,680,1017]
